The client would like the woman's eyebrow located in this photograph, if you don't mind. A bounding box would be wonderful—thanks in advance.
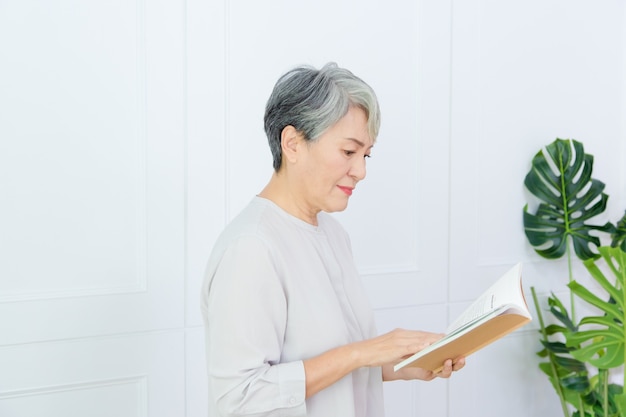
[345,137,373,149]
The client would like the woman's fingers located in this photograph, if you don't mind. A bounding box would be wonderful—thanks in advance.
[435,357,466,378]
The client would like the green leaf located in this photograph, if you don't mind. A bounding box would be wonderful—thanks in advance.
[561,375,590,392]
[608,384,624,395]
[568,281,621,320]
[553,355,588,373]
[565,247,626,370]
[522,138,612,261]
[548,293,578,331]
[578,316,622,333]
[538,361,554,377]
[614,393,626,416]
[545,323,569,335]
[540,340,572,354]
[570,336,624,368]
[576,260,624,311]
[611,211,626,252]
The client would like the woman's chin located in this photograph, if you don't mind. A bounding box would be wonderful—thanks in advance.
[323,200,350,213]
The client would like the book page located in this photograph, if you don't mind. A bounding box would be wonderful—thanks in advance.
[446,263,526,334]
[393,262,531,373]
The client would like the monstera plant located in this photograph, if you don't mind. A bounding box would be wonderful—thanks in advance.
[523,138,626,417]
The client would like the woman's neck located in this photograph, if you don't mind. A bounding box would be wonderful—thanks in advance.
[258,172,318,226]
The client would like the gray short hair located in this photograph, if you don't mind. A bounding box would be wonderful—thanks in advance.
[264,62,381,171]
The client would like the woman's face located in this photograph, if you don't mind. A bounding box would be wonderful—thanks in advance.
[295,106,373,216]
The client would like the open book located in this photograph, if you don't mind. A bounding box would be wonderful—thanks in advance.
[394,263,531,373]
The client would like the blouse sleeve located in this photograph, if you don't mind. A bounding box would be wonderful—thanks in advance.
[206,235,307,417]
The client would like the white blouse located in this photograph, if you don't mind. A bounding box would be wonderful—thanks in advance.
[201,197,384,417]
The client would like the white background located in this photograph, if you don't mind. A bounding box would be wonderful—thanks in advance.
[1,1,625,416]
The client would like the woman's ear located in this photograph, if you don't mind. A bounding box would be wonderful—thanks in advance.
[280,125,300,164]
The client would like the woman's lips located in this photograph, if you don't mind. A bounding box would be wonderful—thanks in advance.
[337,185,354,196]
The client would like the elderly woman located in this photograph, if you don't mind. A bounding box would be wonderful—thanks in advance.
[201,63,464,417]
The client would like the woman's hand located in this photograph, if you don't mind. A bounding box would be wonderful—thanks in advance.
[303,328,465,398]
[382,357,466,381]
[349,328,466,382]
[351,328,444,368]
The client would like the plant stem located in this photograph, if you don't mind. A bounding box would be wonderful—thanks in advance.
[531,286,571,417]
[577,395,584,417]
[567,240,576,323]
[565,240,580,416]
[600,368,608,417]
[616,249,626,394]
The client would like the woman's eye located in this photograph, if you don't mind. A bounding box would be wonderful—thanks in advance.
[364,154,371,159]
[344,150,356,156]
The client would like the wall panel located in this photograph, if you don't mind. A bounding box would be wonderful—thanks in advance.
[449,0,625,301]
[185,0,226,328]
[0,0,148,300]
[0,0,185,346]
[449,332,561,416]
[0,332,185,417]
[185,327,208,417]
[1,377,147,417]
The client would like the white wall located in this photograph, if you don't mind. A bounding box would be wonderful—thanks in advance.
[1,1,625,416]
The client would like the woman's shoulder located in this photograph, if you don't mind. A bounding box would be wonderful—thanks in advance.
[214,198,274,245]
[212,197,304,250]
[204,200,277,281]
